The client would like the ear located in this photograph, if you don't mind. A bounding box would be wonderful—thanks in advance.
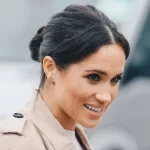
[42,56,57,81]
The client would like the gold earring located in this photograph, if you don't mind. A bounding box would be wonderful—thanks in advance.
[48,77,53,82]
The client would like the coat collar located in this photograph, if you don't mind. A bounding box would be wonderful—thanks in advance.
[22,90,93,150]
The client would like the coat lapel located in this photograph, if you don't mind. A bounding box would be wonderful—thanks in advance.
[22,90,93,150]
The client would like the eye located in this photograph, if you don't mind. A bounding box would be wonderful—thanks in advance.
[111,76,122,85]
[86,74,100,83]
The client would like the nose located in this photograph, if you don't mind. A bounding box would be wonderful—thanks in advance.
[95,93,111,105]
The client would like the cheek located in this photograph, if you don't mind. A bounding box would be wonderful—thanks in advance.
[56,81,88,118]
[64,78,95,111]
[67,81,89,104]
[55,76,89,107]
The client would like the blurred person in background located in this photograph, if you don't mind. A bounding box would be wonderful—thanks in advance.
[0,4,130,150]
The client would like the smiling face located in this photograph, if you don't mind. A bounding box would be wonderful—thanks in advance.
[42,43,126,129]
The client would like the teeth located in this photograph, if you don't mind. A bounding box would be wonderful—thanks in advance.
[84,104,102,113]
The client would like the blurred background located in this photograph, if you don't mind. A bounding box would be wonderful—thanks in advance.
[0,0,150,149]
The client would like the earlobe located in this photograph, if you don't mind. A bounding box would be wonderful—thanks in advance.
[47,76,55,83]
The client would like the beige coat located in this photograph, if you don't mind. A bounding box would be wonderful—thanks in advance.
[0,90,93,150]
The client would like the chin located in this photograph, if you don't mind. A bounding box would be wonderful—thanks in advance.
[80,120,100,129]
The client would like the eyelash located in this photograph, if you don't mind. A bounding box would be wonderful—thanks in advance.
[86,74,122,84]
[86,74,101,83]
[111,76,122,85]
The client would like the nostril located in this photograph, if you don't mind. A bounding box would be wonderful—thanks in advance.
[99,101,105,105]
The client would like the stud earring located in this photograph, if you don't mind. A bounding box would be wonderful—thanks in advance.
[48,77,54,83]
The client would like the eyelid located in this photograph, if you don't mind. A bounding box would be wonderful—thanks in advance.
[111,75,123,84]
[114,75,122,79]
[118,75,123,80]
[87,73,100,78]
[86,73,101,82]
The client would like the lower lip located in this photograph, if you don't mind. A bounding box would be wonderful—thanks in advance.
[83,105,104,117]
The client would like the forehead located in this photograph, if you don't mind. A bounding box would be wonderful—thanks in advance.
[77,44,126,75]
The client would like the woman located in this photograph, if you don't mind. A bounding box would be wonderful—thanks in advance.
[0,4,130,150]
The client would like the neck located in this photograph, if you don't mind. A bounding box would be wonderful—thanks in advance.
[40,87,76,130]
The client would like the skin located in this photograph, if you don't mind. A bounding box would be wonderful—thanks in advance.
[40,43,126,130]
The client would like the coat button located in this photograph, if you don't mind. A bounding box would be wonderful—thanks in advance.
[13,113,24,118]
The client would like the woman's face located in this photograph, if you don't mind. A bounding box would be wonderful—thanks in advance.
[46,43,126,128]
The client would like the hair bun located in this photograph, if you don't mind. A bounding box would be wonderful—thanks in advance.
[29,26,45,62]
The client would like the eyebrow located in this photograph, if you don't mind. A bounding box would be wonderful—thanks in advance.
[84,69,123,77]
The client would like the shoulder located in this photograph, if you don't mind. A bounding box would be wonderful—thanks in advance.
[0,113,35,150]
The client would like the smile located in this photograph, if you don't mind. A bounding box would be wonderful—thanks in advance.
[84,104,103,113]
